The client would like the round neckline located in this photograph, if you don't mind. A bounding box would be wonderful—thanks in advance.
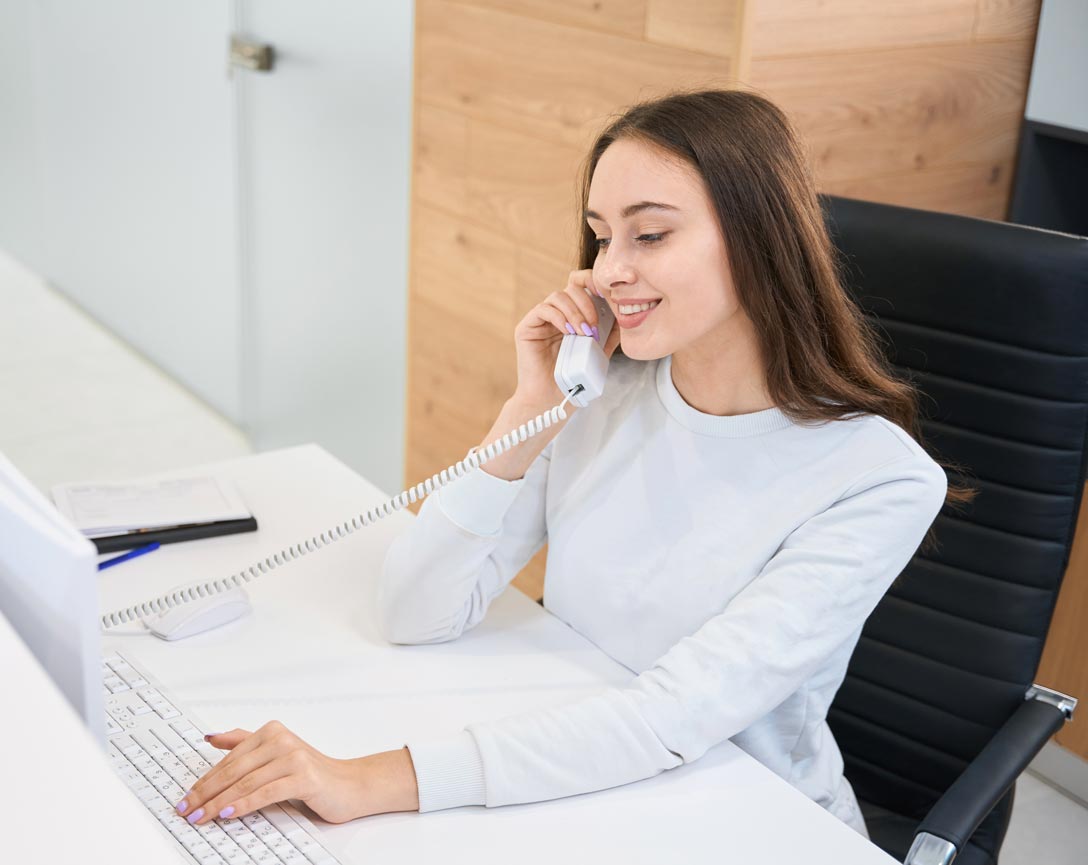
[656,354,794,437]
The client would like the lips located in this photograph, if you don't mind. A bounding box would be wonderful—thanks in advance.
[615,300,660,329]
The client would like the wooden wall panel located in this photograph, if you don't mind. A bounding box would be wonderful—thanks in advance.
[463,122,584,263]
[749,0,977,56]
[748,25,1037,218]
[413,104,469,216]
[416,0,736,152]
[645,0,743,57]
[460,0,649,38]
[1037,489,1088,756]
[407,0,1044,606]
[975,0,1041,40]
[827,159,1013,221]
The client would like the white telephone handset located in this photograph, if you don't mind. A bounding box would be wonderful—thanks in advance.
[102,298,617,637]
[553,294,615,408]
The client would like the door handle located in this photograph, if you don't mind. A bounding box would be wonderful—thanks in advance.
[229,36,274,73]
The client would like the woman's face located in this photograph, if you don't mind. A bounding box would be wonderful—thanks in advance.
[586,137,744,362]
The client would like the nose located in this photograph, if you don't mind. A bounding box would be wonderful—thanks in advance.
[594,241,636,289]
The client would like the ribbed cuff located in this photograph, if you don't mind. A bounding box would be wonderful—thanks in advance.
[435,447,525,537]
[406,730,487,812]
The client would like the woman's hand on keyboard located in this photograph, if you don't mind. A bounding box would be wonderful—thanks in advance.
[174,719,420,825]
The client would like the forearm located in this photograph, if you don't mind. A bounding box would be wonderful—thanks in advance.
[348,747,420,817]
[476,393,575,481]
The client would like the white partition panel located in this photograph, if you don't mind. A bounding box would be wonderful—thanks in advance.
[0,1,412,496]
[2,1,242,421]
[235,0,411,496]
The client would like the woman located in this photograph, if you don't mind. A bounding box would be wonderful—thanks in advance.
[175,89,970,838]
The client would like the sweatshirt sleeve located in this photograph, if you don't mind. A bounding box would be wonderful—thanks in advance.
[406,453,947,810]
[377,439,553,646]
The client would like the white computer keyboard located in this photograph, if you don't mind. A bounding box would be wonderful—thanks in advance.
[102,650,343,865]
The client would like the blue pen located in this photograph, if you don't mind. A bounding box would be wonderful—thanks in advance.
[97,542,161,571]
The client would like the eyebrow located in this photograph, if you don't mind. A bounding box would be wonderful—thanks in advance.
[584,201,681,221]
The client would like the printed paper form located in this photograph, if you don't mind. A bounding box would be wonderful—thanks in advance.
[51,476,252,537]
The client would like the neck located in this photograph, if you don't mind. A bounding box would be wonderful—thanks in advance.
[670,317,774,417]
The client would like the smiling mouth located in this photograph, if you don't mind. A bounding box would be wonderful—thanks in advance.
[617,300,660,315]
[615,300,660,329]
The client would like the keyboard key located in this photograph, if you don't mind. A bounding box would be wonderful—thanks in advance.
[241,813,266,829]
[191,842,221,863]
[204,823,241,851]
[222,847,251,865]
[197,745,223,764]
[112,735,140,755]
[220,819,250,839]
[237,833,267,857]
[291,833,328,863]
[130,699,154,716]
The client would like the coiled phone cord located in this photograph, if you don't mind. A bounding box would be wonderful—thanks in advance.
[100,390,580,631]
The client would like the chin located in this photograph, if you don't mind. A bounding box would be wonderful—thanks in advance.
[617,338,669,362]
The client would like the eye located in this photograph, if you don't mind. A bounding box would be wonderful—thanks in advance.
[593,233,666,250]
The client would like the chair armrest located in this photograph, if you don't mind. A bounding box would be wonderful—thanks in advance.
[904,686,1075,865]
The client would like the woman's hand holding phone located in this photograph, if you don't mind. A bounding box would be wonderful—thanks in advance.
[512,269,620,405]
[474,270,619,482]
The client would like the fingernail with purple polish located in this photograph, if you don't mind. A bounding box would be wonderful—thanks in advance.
[564,322,576,335]
[591,326,599,340]
[187,808,204,824]
[219,806,235,819]
[581,323,593,336]
[176,800,188,814]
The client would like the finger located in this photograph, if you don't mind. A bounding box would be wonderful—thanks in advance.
[562,273,600,328]
[180,734,279,816]
[576,268,605,298]
[205,728,250,750]
[197,728,263,782]
[530,293,579,339]
[205,774,300,826]
[173,727,252,812]
[211,721,281,765]
[190,755,299,825]
[564,282,600,333]
[547,291,593,339]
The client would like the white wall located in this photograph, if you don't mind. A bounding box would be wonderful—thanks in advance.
[0,0,41,267]
[1025,0,1088,133]
[235,1,412,497]
[0,1,412,497]
[0,1,241,420]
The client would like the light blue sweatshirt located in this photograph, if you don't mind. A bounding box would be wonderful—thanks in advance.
[378,352,948,838]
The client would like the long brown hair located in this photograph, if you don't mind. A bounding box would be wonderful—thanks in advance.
[577,89,975,552]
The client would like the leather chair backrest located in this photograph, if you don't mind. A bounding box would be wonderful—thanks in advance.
[821,195,1088,829]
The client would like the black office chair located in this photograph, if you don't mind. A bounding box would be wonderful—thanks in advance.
[821,194,1088,865]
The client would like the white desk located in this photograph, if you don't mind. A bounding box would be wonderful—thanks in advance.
[38,444,896,863]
